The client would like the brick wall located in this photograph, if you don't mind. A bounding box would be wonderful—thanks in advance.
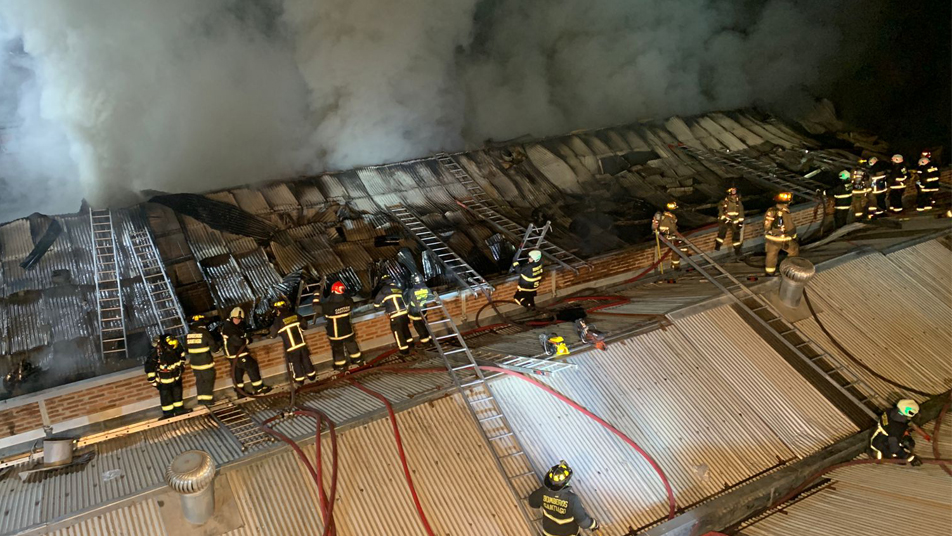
[0,204,824,440]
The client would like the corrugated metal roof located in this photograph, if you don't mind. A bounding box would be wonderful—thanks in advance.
[885,239,951,303]
[43,498,167,536]
[794,248,952,403]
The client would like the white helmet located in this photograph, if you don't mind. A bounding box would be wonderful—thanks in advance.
[896,399,919,418]
[229,307,245,320]
[528,250,542,262]
[918,157,930,166]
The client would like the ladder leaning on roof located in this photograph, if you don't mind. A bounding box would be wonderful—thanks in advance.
[656,232,883,422]
[90,208,129,360]
[675,144,825,201]
[435,152,588,274]
[420,294,544,529]
[508,221,551,273]
[130,229,187,338]
[387,203,493,298]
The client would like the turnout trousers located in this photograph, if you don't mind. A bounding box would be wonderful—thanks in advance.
[330,334,363,369]
[286,347,317,383]
[158,379,184,416]
[715,221,743,253]
[231,354,263,393]
[765,237,800,275]
[389,314,413,353]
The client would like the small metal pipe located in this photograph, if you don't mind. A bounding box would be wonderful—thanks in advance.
[778,257,816,308]
[166,450,216,525]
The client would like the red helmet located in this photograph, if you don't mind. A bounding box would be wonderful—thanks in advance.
[921,150,932,159]
[331,281,346,294]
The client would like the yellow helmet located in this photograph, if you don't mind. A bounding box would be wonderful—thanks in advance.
[164,335,179,349]
[774,192,792,203]
[665,200,678,211]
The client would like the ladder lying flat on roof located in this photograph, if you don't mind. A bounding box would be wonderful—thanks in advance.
[130,229,187,338]
[675,144,825,200]
[657,232,882,422]
[207,400,273,452]
[799,150,859,170]
[435,152,588,274]
[421,294,542,529]
[496,355,576,377]
[90,208,129,360]
[387,204,493,297]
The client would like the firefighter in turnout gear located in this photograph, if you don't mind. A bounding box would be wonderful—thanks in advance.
[763,192,799,276]
[887,154,908,213]
[513,249,544,308]
[221,307,270,395]
[869,399,923,466]
[319,281,363,370]
[850,168,871,220]
[374,274,414,355]
[269,298,316,385]
[915,153,939,212]
[832,170,854,228]
[186,314,221,406]
[864,157,889,217]
[528,460,601,535]
[715,187,745,255]
[404,274,433,345]
[144,334,187,418]
[652,201,686,270]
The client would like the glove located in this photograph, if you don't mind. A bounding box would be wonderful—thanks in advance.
[909,456,923,467]
[900,436,916,450]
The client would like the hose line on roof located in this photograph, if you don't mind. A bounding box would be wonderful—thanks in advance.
[802,289,937,398]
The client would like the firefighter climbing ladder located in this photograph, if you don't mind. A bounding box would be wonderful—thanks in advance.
[508,221,552,273]
[387,204,493,297]
[421,294,543,529]
[207,400,273,452]
[675,144,825,200]
[657,232,882,420]
[90,208,129,360]
[130,230,187,337]
[435,152,587,274]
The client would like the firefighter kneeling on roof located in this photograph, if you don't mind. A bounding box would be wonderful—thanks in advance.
[319,280,363,370]
[513,249,543,308]
[869,399,923,466]
[763,192,799,276]
[270,297,317,385]
[529,460,601,535]
[145,334,189,419]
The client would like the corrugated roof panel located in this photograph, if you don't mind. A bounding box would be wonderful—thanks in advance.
[205,191,238,206]
[294,180,326,207]
[741,463,952,536]
[0,218,34,260]
[493,325,803,532]
[0,461,44,534]
[44,498,167,536]
[260,184,300,213]
[733,112,793,148]
[526,144,584,194]
[230,188,271,216]
[795,252,952,401]
[741,114,802,148]
[694,116,747,151]
[885,239,951,303]
[315,174,348,200]
[8,298,50,353]
[710,112,765,147]
[355,167,398,196]
[676,307,858,456]
[182,223,229,261]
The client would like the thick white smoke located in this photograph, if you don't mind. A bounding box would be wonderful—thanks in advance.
[0,0,863,220]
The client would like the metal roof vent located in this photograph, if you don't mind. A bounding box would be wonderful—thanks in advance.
[778,257,816,308]
[166,450,217,525]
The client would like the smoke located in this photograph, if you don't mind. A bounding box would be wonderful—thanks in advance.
[0,0,313,220]
[0,0,877,221]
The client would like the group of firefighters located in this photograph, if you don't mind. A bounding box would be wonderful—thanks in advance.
[141,153,940,535]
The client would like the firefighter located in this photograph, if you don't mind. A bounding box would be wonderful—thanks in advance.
[832,170,853,228]
[269,298,316,385]
[319,280,363,370]
[887,154,908,213]
[374,274,414,355]
[849,168,871,221]
[763,192,799,276]
[528,460,601,535]
[651,201,686,270]
[863,157,889,217]
[715,187,745,255]
[512,249,544,308]
[404,273,433,345]
[221,307,270,395]
[915,152,939,212]
[144,334,187,418]
[869,399,923,466]
[185,314,221,406]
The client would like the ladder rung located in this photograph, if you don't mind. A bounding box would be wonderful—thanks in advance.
[479,414,504,423]
[488,432,514,441]
[452,363,476,372]
[443,348,469,355]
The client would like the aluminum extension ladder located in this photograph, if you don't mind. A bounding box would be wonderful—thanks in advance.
[496,355,576,377]
[657,232,883,420]
[799,150,859,171]
[421,295,543,529]
[90,208,129,360]
[675,144,825,200]
[435,152,587,274]
[387,204,494,297]
[130,230,187,338]
[508,221,552,273]
[207,400,274,452]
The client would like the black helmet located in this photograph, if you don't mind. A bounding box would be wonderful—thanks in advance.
[411,273,424,286]
[545,460,573,490]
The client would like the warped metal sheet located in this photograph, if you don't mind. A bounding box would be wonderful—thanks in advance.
[526,143,584,194]
[493,326,800,532]
[694,116,747,152]
[260,184,300,213]
[182,223,230,261]
[355,167,398,196]
[0,218,34,260]
[734,113,794,148]
[7,298,51,354]
[795,252,952,402]
[205,191,238,206]
[709,112,765,147]
[294,180,326,207]
[315,174,349,200]
[741,464,952,536]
